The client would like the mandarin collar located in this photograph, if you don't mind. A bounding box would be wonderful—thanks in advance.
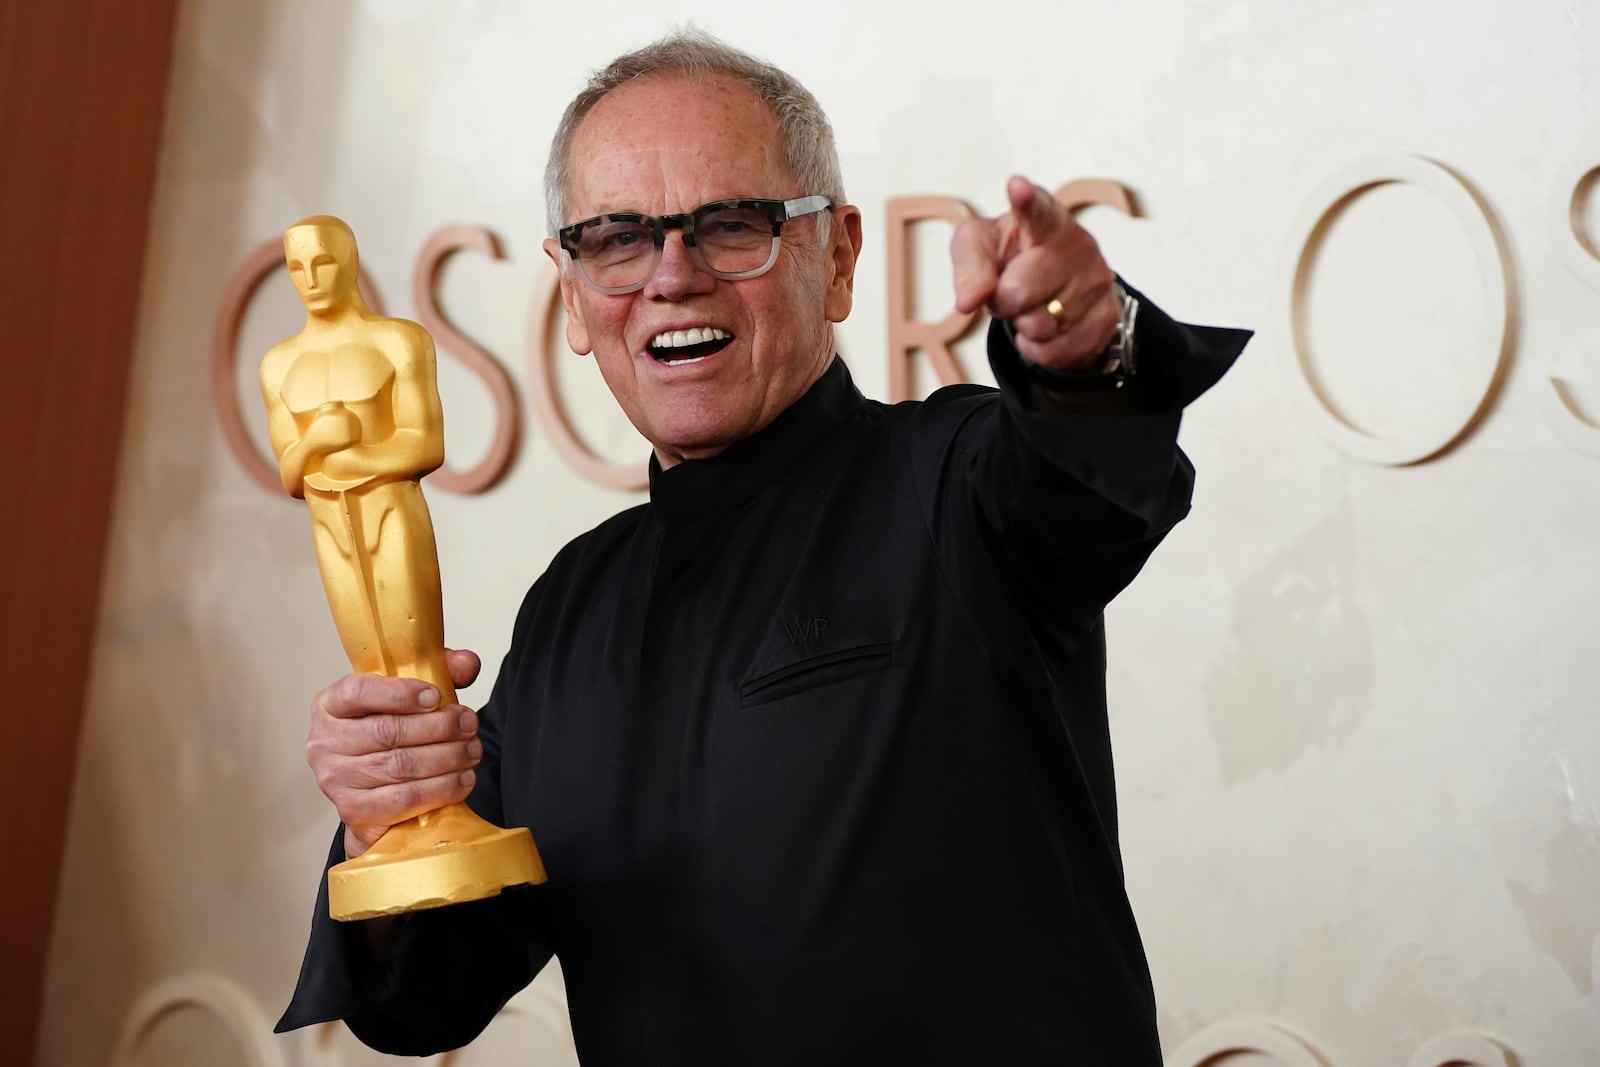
[647,356,865,526]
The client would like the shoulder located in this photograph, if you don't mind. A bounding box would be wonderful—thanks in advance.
[258,339,299,384]
[368,316,434,352]
[876,382,999,448]
[518,504,650,606]
[916,382,997,411]
[500,502,650,655]
[551,504,650,573]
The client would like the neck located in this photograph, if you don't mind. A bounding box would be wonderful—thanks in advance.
[302,302,369,330]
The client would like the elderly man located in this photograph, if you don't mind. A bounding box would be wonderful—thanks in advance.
[278,30,1247,1066]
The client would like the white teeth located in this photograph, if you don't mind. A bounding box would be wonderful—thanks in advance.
[651,326,727,349]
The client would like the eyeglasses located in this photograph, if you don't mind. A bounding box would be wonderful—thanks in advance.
[557,195,833,294]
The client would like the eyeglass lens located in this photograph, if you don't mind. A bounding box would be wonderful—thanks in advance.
[576,204,777,289]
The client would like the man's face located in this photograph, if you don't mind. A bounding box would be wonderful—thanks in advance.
[284,227,356,314]
[544,73,862,469]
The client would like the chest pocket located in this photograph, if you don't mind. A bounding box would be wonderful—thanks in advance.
[738,617,894,708]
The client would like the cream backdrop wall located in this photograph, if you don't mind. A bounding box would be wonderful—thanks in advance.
[37,0,1600,1064]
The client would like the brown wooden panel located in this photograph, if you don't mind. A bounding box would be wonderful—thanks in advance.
[0,0,181,1062]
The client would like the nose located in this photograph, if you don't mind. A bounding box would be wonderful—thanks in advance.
[644,232,716,301]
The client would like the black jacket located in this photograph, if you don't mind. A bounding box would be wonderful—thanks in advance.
[279,290,1249,1065]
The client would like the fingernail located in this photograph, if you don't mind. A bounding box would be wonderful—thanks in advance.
[467,739,483,760]
[459,770,476,788]
[459,711,477,733]
[418,689,439,709]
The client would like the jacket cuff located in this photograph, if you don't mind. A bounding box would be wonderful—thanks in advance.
[986,281,1252,528]
[275,828,412,1032]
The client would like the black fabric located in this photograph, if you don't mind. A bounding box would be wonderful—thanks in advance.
[277,284,1250,1066]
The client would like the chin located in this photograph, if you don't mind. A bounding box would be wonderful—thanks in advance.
[651,423,743,464]
[658,436,731,463]
[644,404,748,457]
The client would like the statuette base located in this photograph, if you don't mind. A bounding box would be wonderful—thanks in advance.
[328,802,545,921]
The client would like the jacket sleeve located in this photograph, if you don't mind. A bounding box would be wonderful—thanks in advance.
[274,632,554,1054]
[906,280,1251,668]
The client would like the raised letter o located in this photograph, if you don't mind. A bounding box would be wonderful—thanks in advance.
[1277,154,1511,465]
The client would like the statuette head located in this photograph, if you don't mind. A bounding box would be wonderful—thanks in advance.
[283,215,360,315]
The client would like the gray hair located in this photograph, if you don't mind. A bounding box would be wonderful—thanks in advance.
[543,28,845,242]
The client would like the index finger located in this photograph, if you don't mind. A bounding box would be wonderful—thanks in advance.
[1006,175,1065,247]
[316,673,446,720]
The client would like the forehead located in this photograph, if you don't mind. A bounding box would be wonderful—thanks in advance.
[566,73,793,218]
[283,227,348,259]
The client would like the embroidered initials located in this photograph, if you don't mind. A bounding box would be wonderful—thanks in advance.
[783,617,830,643]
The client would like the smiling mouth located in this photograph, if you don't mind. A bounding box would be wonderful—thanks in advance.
[648,327,734,366]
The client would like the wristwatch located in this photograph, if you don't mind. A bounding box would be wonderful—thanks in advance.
[1018,280,1140,390]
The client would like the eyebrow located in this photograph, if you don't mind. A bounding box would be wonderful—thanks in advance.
[578,195,770,219]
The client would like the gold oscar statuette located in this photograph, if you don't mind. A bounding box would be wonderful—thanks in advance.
[260,215,544,921]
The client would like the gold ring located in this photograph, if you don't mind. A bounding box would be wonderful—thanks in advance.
[1045,298,1069,333]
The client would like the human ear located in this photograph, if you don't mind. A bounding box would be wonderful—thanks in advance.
[543,237,592,355]
[823,206,864,324]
